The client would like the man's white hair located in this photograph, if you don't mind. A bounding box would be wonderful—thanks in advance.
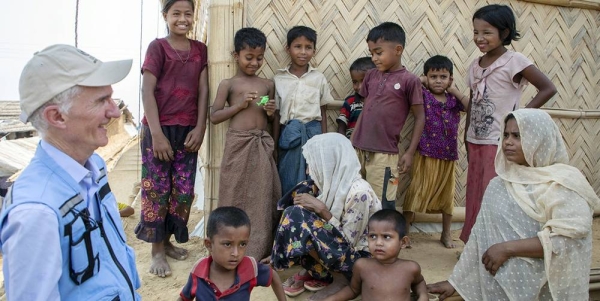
[28,85,83,137]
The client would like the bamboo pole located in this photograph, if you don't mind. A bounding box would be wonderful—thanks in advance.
[203,0,244,224]
[520,0,600,10]
[542,108,600,119]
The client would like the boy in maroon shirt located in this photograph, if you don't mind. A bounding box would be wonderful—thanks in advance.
[352,22,425,210]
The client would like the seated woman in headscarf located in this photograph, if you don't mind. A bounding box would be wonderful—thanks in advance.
[428,109,599,300]
[271,133,381,300]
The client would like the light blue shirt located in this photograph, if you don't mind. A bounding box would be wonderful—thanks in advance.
[0,140,102,301]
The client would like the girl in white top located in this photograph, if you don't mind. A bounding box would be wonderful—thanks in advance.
[461,4,557,243]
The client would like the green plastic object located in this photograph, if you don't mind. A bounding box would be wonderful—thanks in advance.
[256,95,269,106]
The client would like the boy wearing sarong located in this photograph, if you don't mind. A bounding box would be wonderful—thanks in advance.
[210,27,281,260]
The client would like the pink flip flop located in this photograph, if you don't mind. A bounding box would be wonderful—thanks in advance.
[303,279,331,292]
[283,272,313,297]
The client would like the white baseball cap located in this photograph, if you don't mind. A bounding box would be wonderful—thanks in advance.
[18,44,133,122]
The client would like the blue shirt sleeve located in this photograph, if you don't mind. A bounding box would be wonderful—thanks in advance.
[1,204,62,301]
[180,274,195,300]
[255,263,273,287]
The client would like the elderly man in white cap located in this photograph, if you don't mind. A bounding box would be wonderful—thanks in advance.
[0,45,141,300]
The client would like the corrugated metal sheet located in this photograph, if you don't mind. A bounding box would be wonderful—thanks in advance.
[0,101,35,134]
[0,137,39,177]
[0,120,35,134]
[0,101,22,120]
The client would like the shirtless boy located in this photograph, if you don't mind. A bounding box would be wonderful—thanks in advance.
[324,209,429,301]
[210,27,281,260]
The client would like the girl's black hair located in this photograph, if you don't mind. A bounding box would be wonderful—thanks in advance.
[162,0,195,14]
[423,55,453,76]
[504,113,516,124]
[473,4,520,46]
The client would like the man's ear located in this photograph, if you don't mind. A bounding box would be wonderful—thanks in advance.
[43,105,67,129]
[400,236,411,249]
[232,51,239,61]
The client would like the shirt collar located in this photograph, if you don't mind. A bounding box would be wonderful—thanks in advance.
[277,64,318,75]
[40,140,98,184]
[382,66,406,74]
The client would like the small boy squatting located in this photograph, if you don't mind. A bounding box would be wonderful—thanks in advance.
[178,207,285,301]
[324,209,428,301]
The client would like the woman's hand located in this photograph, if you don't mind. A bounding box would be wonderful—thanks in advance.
[482,242,510,276]
[427,281,456,301]
[293,193,330,219]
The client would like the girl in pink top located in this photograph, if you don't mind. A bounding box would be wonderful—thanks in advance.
[461,4,556,243]
[136,0,209,278]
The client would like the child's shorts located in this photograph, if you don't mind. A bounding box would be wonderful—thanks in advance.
[355,149,399,202]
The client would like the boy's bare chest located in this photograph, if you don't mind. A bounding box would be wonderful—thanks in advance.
[228,79,269,104]
[360,266,413,300]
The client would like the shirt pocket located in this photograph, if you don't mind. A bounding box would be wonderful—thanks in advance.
[64,208,100,285]
[301,84,320,104]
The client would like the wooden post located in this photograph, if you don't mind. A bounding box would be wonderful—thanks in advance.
[204,0,244,225]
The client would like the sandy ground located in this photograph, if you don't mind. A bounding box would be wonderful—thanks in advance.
[102,145,600,301]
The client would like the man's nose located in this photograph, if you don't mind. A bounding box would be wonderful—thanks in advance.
[106,98,121,118]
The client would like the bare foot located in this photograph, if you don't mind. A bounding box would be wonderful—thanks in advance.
[440,231,455,249]
[307,274,347,300]
[165,241,188,260]
[149,243,172,278]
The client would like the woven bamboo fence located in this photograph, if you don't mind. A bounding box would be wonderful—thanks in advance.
[198,0,600,218]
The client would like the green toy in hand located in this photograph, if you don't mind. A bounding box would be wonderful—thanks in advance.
[256,95,269,106]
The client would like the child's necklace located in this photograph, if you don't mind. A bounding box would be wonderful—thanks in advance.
[174,48,190,64]
[168,38,190,64]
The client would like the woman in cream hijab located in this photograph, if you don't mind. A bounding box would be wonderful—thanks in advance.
[429,109,599,300]
[271,133,381,299]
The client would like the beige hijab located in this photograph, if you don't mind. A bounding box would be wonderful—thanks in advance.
[495,108,599,299]
[302,133,362,221]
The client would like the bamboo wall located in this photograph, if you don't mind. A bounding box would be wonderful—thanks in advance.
[202,0,600,215]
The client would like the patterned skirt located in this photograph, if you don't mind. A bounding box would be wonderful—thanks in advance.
[271,205,369,281]
[135,125,197,243]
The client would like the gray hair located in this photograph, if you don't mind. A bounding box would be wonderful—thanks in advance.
[29,85,82,136]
